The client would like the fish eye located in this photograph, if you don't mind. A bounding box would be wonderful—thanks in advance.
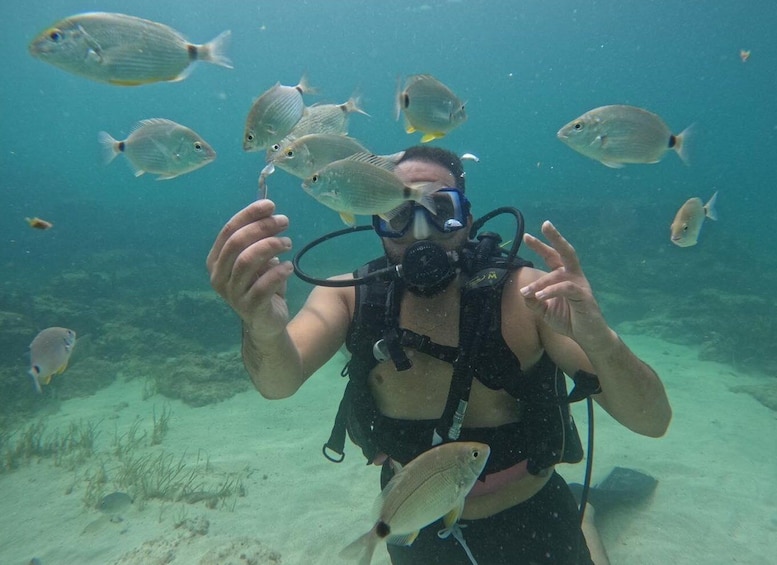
[48,29,63,42]
[573,122,583,130]
[246,133,255,142]
[271,143,281,152]
[285,149,294,158]
[194,142,203,151]
[682,224,689,232]
[311,174,319,183]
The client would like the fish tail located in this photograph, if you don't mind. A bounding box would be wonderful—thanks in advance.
[97,131,121,164]
[705,190,719,221]
[297,74,318,96]
[344,93,370,117]
[199,30,233,69]
[339,531,378,565]
[673,123,694,165]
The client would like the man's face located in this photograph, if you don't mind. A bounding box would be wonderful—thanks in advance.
[381,159,471,266]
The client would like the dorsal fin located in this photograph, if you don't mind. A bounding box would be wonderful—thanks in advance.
[345,152,396,172]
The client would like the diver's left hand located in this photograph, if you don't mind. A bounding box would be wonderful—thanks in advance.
[520,221,611,352]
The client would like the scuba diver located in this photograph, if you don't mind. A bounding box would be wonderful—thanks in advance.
[206,145,672,565]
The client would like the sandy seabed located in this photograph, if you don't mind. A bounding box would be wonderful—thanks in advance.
[1,335,775,565]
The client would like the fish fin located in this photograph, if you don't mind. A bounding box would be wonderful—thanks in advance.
[408,182,440,215]
[673,123,694,165]
[592,134,608,148]
[420,132,445,143]
[197,30,233,69]
[344,93,370,117]
[377,151,406,165]
[155,172,180,180]
[107,78,151,86]
[339,212,357,226]
[97,131,121,164]
[340,530,379,565]
[405,124,417,134]
[296,74,318,96]
[166,64,195,83]
[442,501,465,528]
[704,191,719,221]
[55,360,69,375]
[600,160,625,169]
[345,152,396,172]
[394,75,404,121]
[28,368,42,394]
[386,531,419,546]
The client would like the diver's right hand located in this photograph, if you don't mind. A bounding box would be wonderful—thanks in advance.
[206,199,294,340]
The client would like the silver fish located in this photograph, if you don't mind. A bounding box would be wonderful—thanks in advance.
[557,105,692,168]
[98,118,216,180]
[265,94,369,158]
[395,74,467,143]
[270,134,372,179]
[340,442,490,565]
[29,12,231,86]
[301,153,438,225]
[29,327,76,393]
[670,191,718,247]
[243,77,317,152]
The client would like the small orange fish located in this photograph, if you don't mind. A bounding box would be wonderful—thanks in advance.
[25,217,53,230]
[740,49,751,63]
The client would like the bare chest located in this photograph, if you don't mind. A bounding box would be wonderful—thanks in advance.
[367,296,526,426]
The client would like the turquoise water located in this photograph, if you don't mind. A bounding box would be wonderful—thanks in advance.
[3,1,775,370]
[1,1,776,562]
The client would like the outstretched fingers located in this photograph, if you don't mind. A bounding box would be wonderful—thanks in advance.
[539,220,582,274]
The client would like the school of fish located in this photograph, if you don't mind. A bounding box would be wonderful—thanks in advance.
[20,8,723,560]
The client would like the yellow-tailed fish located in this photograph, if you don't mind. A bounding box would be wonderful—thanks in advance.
[29,12,231,86]
[301,152,438,225]
[98,118,216,180]
[243,76,317,152]
[557,105,692,168]
[340,442,490,565]
[670,191,718,247]
[395,74,467,143]
[29,327,77,393]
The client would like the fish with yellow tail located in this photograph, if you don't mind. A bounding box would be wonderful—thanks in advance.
[557,105,692,168]
[670,191,718,247]
[29,12,231,86]
[395,74,467,143]
[28,327,77,393]
[302,152,439,226]
[340,442,490,565]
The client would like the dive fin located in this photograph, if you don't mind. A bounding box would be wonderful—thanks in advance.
[568,467,658,517]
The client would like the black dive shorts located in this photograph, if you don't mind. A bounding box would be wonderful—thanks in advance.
[385,471,594,565]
